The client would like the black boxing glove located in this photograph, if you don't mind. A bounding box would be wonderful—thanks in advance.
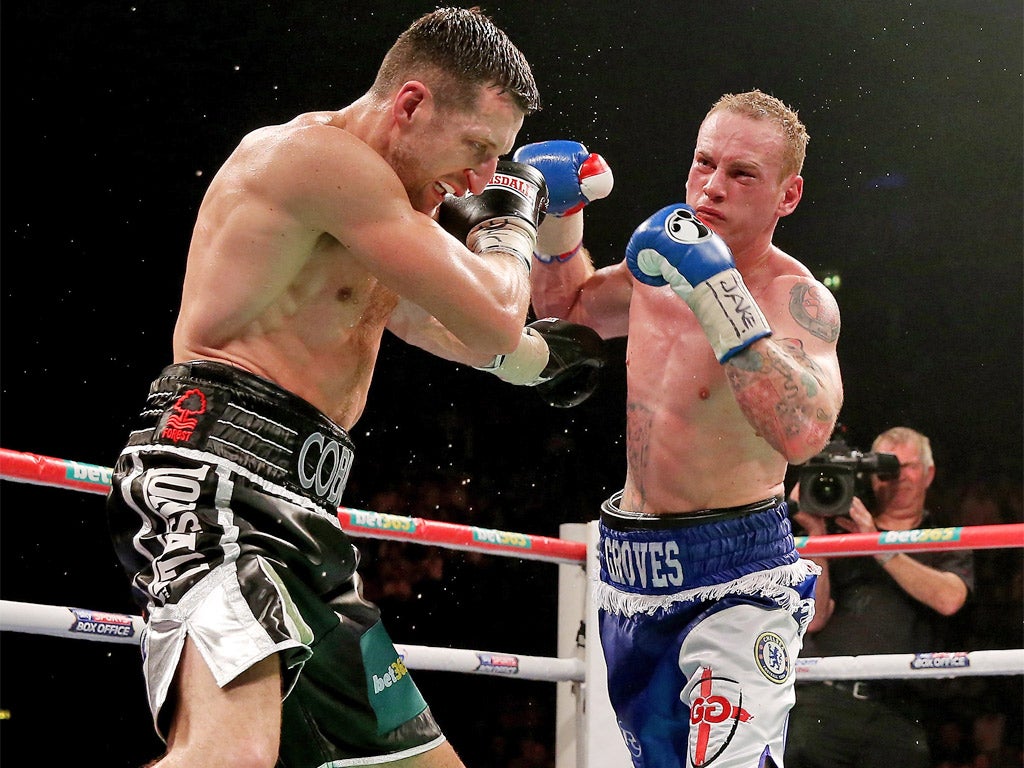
[476,317,605,408]
[438,160,549,271]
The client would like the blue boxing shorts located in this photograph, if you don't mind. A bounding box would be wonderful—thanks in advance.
[106,361,446,765]
[596,493,819,768]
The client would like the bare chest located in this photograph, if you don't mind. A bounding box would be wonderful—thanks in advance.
[289,238,399,340]
[626,287,729,412]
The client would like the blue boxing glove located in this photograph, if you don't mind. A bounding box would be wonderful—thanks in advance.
[626,204,772,362]
[512,140,613,217]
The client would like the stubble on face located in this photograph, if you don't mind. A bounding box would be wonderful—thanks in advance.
[388,137,434,214]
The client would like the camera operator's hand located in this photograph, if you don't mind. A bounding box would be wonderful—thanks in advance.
[833,496,878,534]
[789,482,829,537]
[789,481,836,632]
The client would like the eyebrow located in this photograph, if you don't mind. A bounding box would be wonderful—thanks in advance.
[468,132,506,157]
[695,150,763,172]
[732,160,762,174]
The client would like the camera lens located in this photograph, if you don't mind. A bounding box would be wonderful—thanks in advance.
[810,473,844,505]
[799,468,856,515]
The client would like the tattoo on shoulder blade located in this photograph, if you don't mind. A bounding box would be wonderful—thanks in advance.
[789,283,840,342]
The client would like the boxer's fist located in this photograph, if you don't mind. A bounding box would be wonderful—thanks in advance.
[476,318,605,407]
[626,205,734,296]
[512,140,613,217]
[438,160,549,271]
[530,318,605,407]
[626,204,772,362]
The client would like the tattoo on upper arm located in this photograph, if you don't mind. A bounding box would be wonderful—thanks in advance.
[789,283,840,342]
[777,337,823,374]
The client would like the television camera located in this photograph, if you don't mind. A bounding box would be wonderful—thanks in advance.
[796,438,900,516]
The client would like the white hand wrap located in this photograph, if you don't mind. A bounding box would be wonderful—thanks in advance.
[684,268,772,363]
[475,326,550,385]
[467,217,537,273]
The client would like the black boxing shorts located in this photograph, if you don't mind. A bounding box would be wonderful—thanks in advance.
[106,360,446,764]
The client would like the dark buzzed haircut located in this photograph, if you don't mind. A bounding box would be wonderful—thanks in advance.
[373,6,541,115]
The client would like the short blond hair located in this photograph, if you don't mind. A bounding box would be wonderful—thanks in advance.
[707,90,809,178]
[872,426,935,470]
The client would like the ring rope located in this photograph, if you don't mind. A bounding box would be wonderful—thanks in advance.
[3,447,1022,561]
[3,599,1019,681]
[2,445,1022,695]
[0,447,585,565]
[0,599,586,683]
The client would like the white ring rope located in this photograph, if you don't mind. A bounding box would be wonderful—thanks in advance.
[0,599,586,683]
[795,649,1024,680]
[3,598,1021,682]
[2,446,1022,689]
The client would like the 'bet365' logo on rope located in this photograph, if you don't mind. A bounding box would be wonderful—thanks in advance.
[879,527,961,544]
[66,460,113,487]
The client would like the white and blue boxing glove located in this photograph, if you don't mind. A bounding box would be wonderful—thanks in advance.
[512,140,613,217]
[626,204,772,362]
[512,141,612,263]
[516,141,610,217]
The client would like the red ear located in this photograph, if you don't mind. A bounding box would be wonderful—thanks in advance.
[393,81,428,125]
[779,174,803,217]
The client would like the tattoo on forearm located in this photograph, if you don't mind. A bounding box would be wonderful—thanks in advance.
[729,348,763,372]
[777,338,825,399]
[790,283,840,342]
[726,338,836,450]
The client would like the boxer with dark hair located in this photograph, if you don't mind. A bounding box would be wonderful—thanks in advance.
[105,8,596,768]
[517,90,844,767]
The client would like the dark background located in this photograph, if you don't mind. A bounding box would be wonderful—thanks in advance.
[1,1,1021,764]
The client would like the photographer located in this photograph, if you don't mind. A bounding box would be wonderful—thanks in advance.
[785,427,975,768]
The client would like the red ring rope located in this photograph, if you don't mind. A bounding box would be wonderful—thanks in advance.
[2,447,1022,563]
[0,447,586,565]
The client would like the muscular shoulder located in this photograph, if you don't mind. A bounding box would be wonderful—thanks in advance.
[235,113,384,183]
[222,112,405,233]
[756,248,841,345]
[761,245,815,281]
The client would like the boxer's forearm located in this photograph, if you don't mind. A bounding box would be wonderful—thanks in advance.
[536,212,584,262]
[725,338,841,464]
